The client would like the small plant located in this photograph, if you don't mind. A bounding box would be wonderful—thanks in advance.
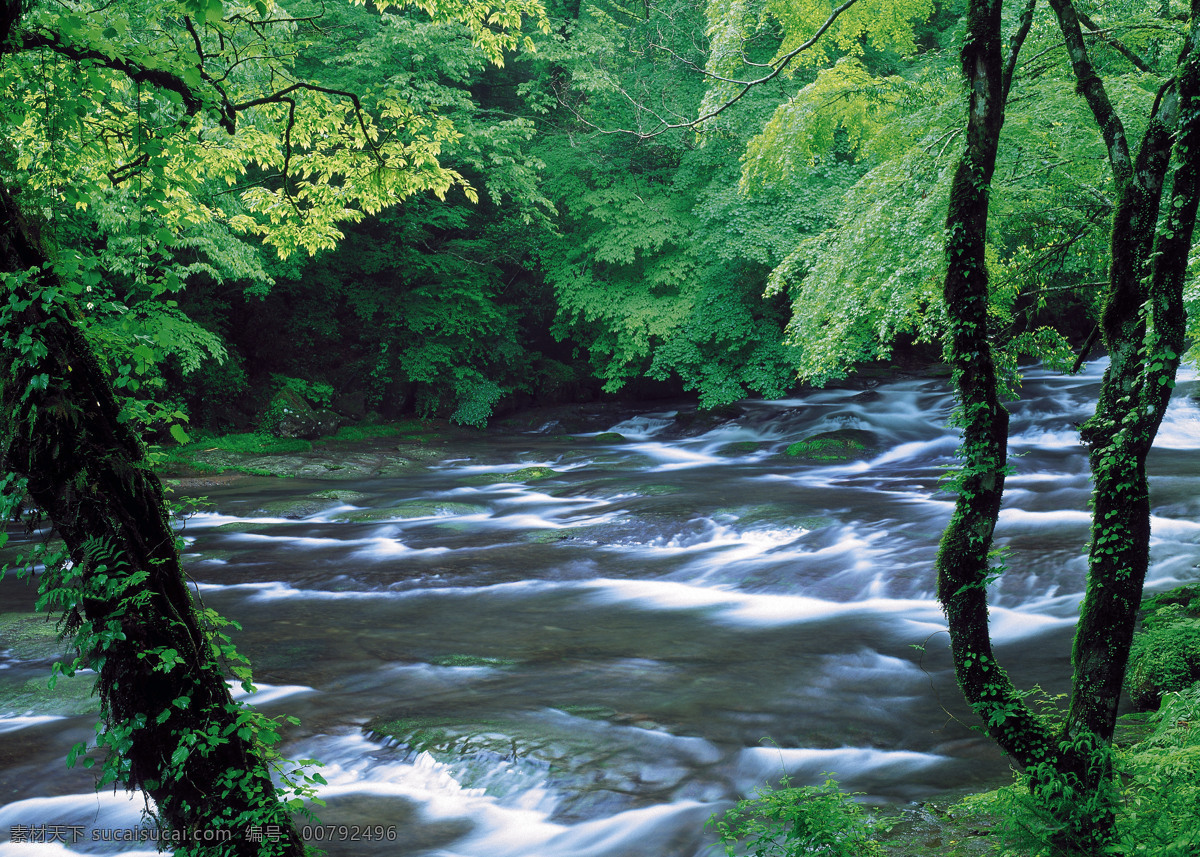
[271,374,334,408]
[707,775,880,857]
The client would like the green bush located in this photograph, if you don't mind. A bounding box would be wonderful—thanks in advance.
[271,374,334,408]
[1127,591,1200,710]
[1115,683,1200,857]
[706,776,880,857]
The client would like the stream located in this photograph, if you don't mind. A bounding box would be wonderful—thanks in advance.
[2,361,1200,856]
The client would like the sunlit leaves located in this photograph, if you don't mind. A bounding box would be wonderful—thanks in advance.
[4,0,546,260]
[741,58,909,189]
[766,0,934,66]
[366,0,550,65]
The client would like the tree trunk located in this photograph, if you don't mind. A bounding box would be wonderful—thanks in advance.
[937,0,1060,774]
[0,186,307,855]
[936,1,1200,853]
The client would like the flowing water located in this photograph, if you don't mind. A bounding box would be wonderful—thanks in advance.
[3,362,1200,856]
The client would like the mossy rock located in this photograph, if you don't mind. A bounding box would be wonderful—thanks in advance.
[716,441,767,457]
[1127,602,1200,709]
[637,484,683,496]
[330,501,486,522]
[0,613,70,662]
[558,704,618,721]
[593,432,627,443]
[310,489,371,503]
[460,466,559,485]
[1114,711,1157,747]
[871,790,1005,857]
[210,521,271,534]
[0,671,98,716]
[713,505,835,530]
[784,429,877,462]
[367,717,510,758]
[526,530,576,544]
[1139,584,1200,620]
[428,654,519,668]
[524,525,607,544]
[247,496,343,519]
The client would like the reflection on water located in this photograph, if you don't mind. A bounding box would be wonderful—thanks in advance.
[3,361,1200,856]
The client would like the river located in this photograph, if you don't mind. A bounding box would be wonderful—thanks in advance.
[2,361,1199,856]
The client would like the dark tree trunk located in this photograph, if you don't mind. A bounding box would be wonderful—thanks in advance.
[1049,0,1200,754]
[0,186,307,855]
[937,0,1059,774]
[937,1,1200,853]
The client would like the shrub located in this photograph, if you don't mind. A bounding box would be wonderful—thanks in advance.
[706,776,880,857]
[1127,592,1200,710]
[1116,684,1200,857]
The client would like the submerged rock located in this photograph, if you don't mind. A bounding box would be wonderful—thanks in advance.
[783,429,878,462]
[593,432,627,443]
[0,613,69,662]
[330,501,486,522]
[460,466,559,485]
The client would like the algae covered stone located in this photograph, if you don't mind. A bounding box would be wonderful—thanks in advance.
[331,501,486,522]
[460,466,558,485]
[783,429,877,462]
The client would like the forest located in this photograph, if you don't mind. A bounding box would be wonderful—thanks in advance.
[3,0,1200,855]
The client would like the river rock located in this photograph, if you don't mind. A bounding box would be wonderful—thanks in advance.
[260,388,342,440]
[783,428,878,461]
[330,501,486,522]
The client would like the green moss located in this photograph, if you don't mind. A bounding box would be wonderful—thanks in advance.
[325,420,432,443]
[717,441,766,456]
[366,717,509,758]
[593,432,626,442]
[558,705,618,720]
[309,490,370,503]
[784,430,876,462]
[184,433,314,456]
[1126,588,1200,709]
[330,501,485,522]
[461,466,558,485]
[527,530,570,543]
[370,718,455,753]
[0,613,69,661]
[637,484,683,496]
[429,654,519,668]
[0,670,98,716]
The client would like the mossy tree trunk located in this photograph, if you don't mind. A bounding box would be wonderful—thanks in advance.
[938,0,1200,853]
[0,186,307,854]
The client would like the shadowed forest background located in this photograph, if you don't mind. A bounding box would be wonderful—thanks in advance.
[30,0,1125,435]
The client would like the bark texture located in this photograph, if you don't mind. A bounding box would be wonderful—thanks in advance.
[937,0,1058,776]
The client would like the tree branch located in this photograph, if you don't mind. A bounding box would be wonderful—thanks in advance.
[21,27,211,122]
[1047,0,1132,185]
[1078,11,1154,73]
[565,0,861,138]
[1002,0,1039,100]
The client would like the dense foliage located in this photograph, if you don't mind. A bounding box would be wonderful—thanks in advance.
[5,0,1200,852]
[9,0,1156,431]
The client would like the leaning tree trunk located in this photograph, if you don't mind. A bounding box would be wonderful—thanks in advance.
[938,1,1200,853]
[935,0,1085,795]
[0,186,307,855]
[1049,0,1200,752]
[937,0,1112,851]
